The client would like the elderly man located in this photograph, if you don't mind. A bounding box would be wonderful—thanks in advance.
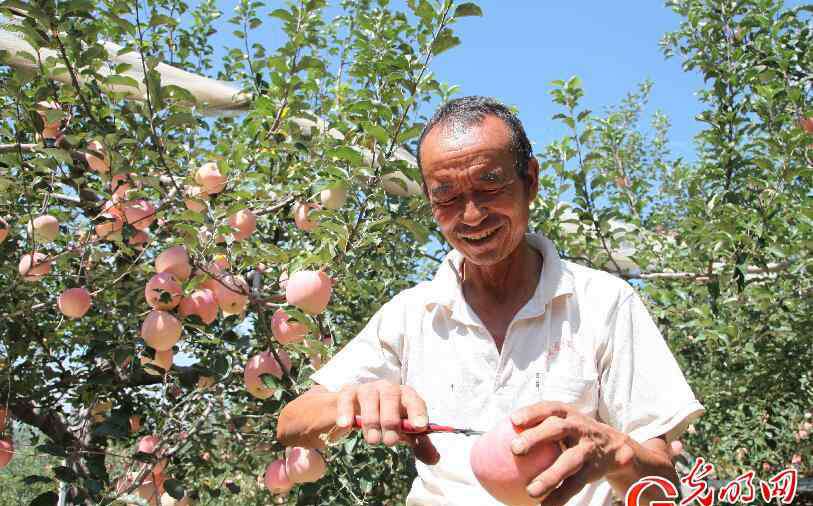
[277,96,704,505]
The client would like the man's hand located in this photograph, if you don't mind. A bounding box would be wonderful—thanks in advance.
[509,401,631,505]
[335,380,440,465]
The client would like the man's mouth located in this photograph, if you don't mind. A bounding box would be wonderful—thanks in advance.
[457,225,501,243]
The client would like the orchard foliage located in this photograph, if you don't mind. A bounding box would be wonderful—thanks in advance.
[0,0,477,504]
[531,0,812,485]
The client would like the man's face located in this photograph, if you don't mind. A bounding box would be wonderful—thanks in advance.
[420,115,539,266]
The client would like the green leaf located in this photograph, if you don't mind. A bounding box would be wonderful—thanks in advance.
[260,372,279,390]
[396,218,430,243]
[397,123,424,144]
[149,13,178,28]
[431,28,461,56]
[327,146,363,165]
[269,8,294,23]
[161,85,197,104]
[453,2,483,18]
[103,74,140,90]
[363,123,389,145]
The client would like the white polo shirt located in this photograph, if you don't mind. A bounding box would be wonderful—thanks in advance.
[312,232,704,505]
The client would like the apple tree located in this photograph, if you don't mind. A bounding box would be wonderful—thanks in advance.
[0,0,478,504]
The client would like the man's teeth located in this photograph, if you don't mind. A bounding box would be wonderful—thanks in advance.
[459,227,499,240]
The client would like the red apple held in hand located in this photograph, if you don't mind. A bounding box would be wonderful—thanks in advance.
[144,273,182,310]
[18,252,51,281]
[264,459,293,494]
[58,287,92,319]
[141,311,182,351]
[243,351,291,399]
[470,417,561,506]
[285,270,332,315]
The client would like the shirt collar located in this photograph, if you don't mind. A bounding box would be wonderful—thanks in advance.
[424,232,575,325]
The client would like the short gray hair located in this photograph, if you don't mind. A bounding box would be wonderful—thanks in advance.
[416,96,533,182]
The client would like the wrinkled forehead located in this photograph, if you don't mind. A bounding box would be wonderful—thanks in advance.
[421,115,514,168]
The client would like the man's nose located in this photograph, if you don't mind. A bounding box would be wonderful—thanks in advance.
[460,197,487,226]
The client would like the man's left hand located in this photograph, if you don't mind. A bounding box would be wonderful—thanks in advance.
[510,401,633,505]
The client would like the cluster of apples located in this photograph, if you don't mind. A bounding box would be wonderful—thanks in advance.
[9,213,96,319]
[263,447,327,496]
[240,184,346,401]
[243,270,333,400]
[0,408,12,469]
[16,214,58,282]
[182,162,258,245]
[140,246,251,375]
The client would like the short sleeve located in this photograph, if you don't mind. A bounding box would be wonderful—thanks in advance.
[597,290,704,444]
[310,301,404,393]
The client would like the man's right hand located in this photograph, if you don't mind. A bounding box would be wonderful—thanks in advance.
[334,380,440,465]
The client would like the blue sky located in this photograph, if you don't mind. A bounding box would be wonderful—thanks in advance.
[424,2,703,159]
[206,1,721,160]
[202,0,803,160]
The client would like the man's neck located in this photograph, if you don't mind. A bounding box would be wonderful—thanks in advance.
[461,239,542,305]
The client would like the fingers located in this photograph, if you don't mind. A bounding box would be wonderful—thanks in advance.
[526,443,586,502]
[511,401,569,429]
[512,415,574,456]
[335,386,357,429]
[357,383,382,444]
[400,385,428,429]
[379,383,404,446]
[535,462,592,506]
[335,381,431,449]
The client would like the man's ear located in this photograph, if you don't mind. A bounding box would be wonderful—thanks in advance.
[526,157,540,199]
